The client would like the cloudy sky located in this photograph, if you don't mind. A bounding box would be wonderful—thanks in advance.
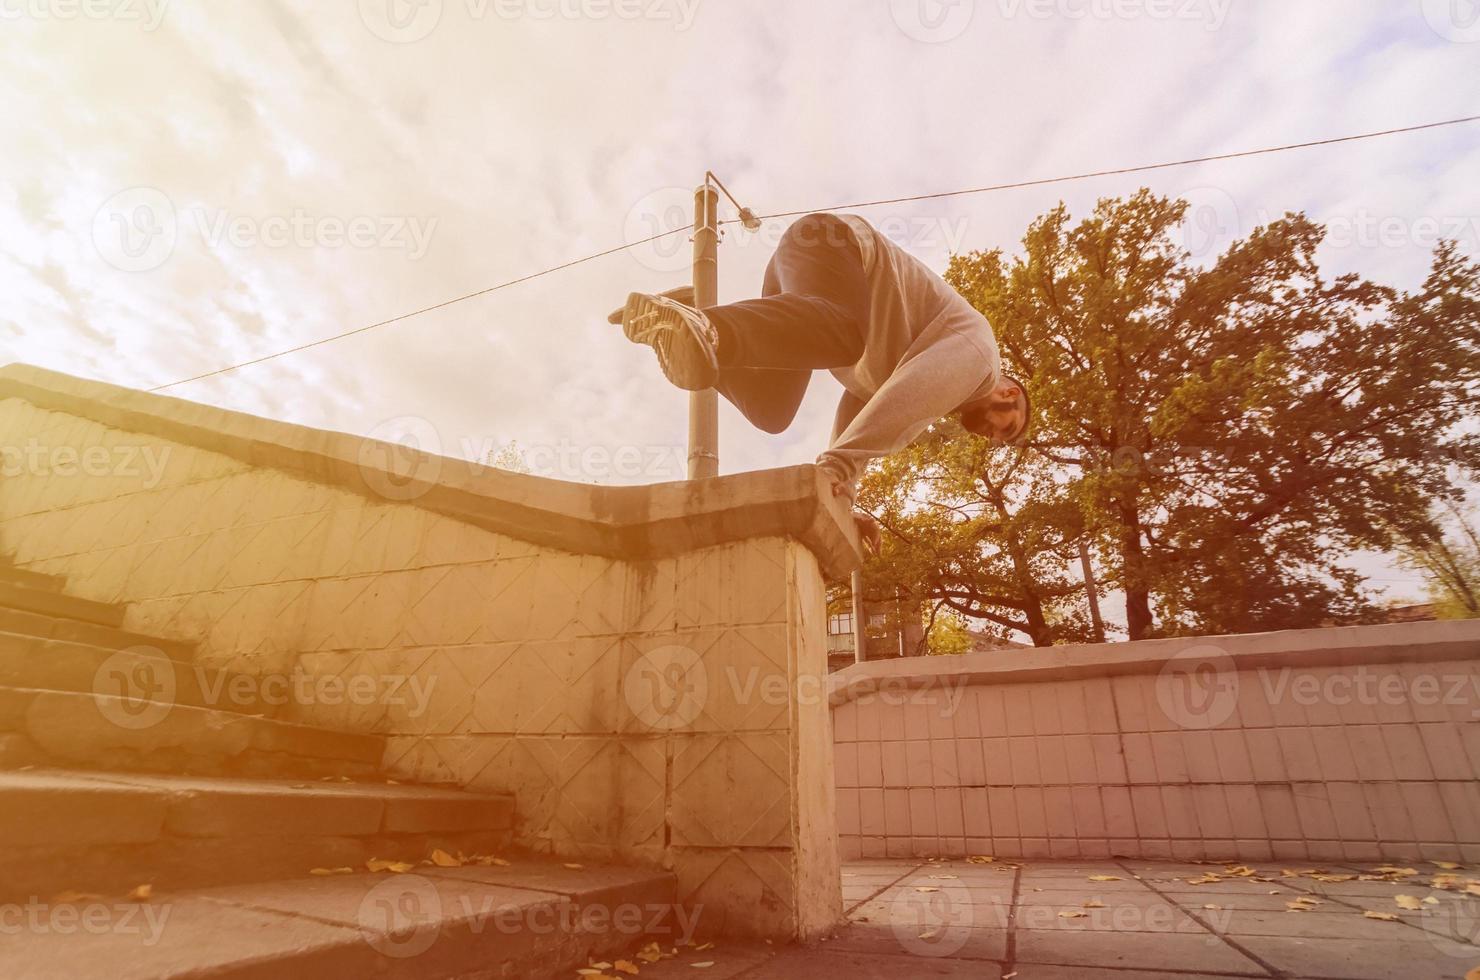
[2,0,1477,605]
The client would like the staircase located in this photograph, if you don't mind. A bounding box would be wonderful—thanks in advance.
[0,555,680,979]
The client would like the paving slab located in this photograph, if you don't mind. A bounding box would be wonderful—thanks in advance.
[1231,934,1477,980]
[0,894,370,980]
[1012,928,1271,973]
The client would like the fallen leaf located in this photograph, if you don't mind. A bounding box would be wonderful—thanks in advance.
[1087,875,1121,882]
[691,964,715,970]
[1203,904,1222,910]
[1395,895,1423,911]
[918,928,940,940]
[309,867,355,877]
[430,849,462,868]
[1425,896,1440,905]
[966,855,995,864]
[366,859,415,874]
[564,863,585,870]
[1082,900,1105,909]
[1058,910,1087,918]
[928,874,959,879]
[128,884,152,901]
[1433,861,1464,870]
[1364,911,1401,921]
[914,886,940,893]
[636,943,664,964]
[612,959,639,975]
[694,943,713,952]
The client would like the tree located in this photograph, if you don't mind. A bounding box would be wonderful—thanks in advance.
[1400,504,1480,620]
[918,190,1480,641]
[854,415,1101,648]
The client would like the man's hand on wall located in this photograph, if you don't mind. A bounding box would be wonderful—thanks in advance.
[852,512,882,557]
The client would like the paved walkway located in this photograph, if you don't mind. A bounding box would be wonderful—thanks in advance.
[629,858,1480,980]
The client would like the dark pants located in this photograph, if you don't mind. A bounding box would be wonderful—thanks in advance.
[705,213,871,434]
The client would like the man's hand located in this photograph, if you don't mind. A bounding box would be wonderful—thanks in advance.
[829,482,882,555]
[853,512,882,556]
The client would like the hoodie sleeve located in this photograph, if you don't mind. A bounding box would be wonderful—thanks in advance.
[816,329,994,500]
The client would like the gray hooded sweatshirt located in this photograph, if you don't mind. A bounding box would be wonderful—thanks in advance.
[816,214,1003,499]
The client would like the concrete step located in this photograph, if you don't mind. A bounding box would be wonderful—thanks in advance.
[0,559,65,593]
[0,685,385,778]
[0,631,274,717]
[0,857,684,980]
[0,580,126,628]
[0,604,192,659]
[0,769,517,902]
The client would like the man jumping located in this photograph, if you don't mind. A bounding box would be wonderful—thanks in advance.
[616,212,1030,551]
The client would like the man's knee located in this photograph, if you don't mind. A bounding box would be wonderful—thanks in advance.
[781,212,852,251]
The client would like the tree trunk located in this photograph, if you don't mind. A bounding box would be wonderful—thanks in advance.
[1119,506,1155,640]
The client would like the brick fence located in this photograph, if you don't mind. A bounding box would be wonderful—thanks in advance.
[829,620,1480,864]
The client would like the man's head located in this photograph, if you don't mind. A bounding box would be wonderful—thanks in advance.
[960,375,1031,446]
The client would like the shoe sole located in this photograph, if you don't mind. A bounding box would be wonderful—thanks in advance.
[622,293,717,391]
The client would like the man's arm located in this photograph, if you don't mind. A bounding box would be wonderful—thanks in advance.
[816,329,993,499]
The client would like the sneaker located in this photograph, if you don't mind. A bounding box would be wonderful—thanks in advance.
[620,292,719,391]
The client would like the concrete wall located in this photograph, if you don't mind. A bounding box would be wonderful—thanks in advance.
[0,364,860,940]
[831,621,1480,864]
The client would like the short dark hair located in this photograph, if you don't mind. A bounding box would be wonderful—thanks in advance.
[961,374,1032,444]
[1002,374,1032,444]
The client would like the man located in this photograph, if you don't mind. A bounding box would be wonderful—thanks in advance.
[616,212,1030,552]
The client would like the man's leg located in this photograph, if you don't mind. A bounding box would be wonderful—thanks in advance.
[708,213,870,434]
